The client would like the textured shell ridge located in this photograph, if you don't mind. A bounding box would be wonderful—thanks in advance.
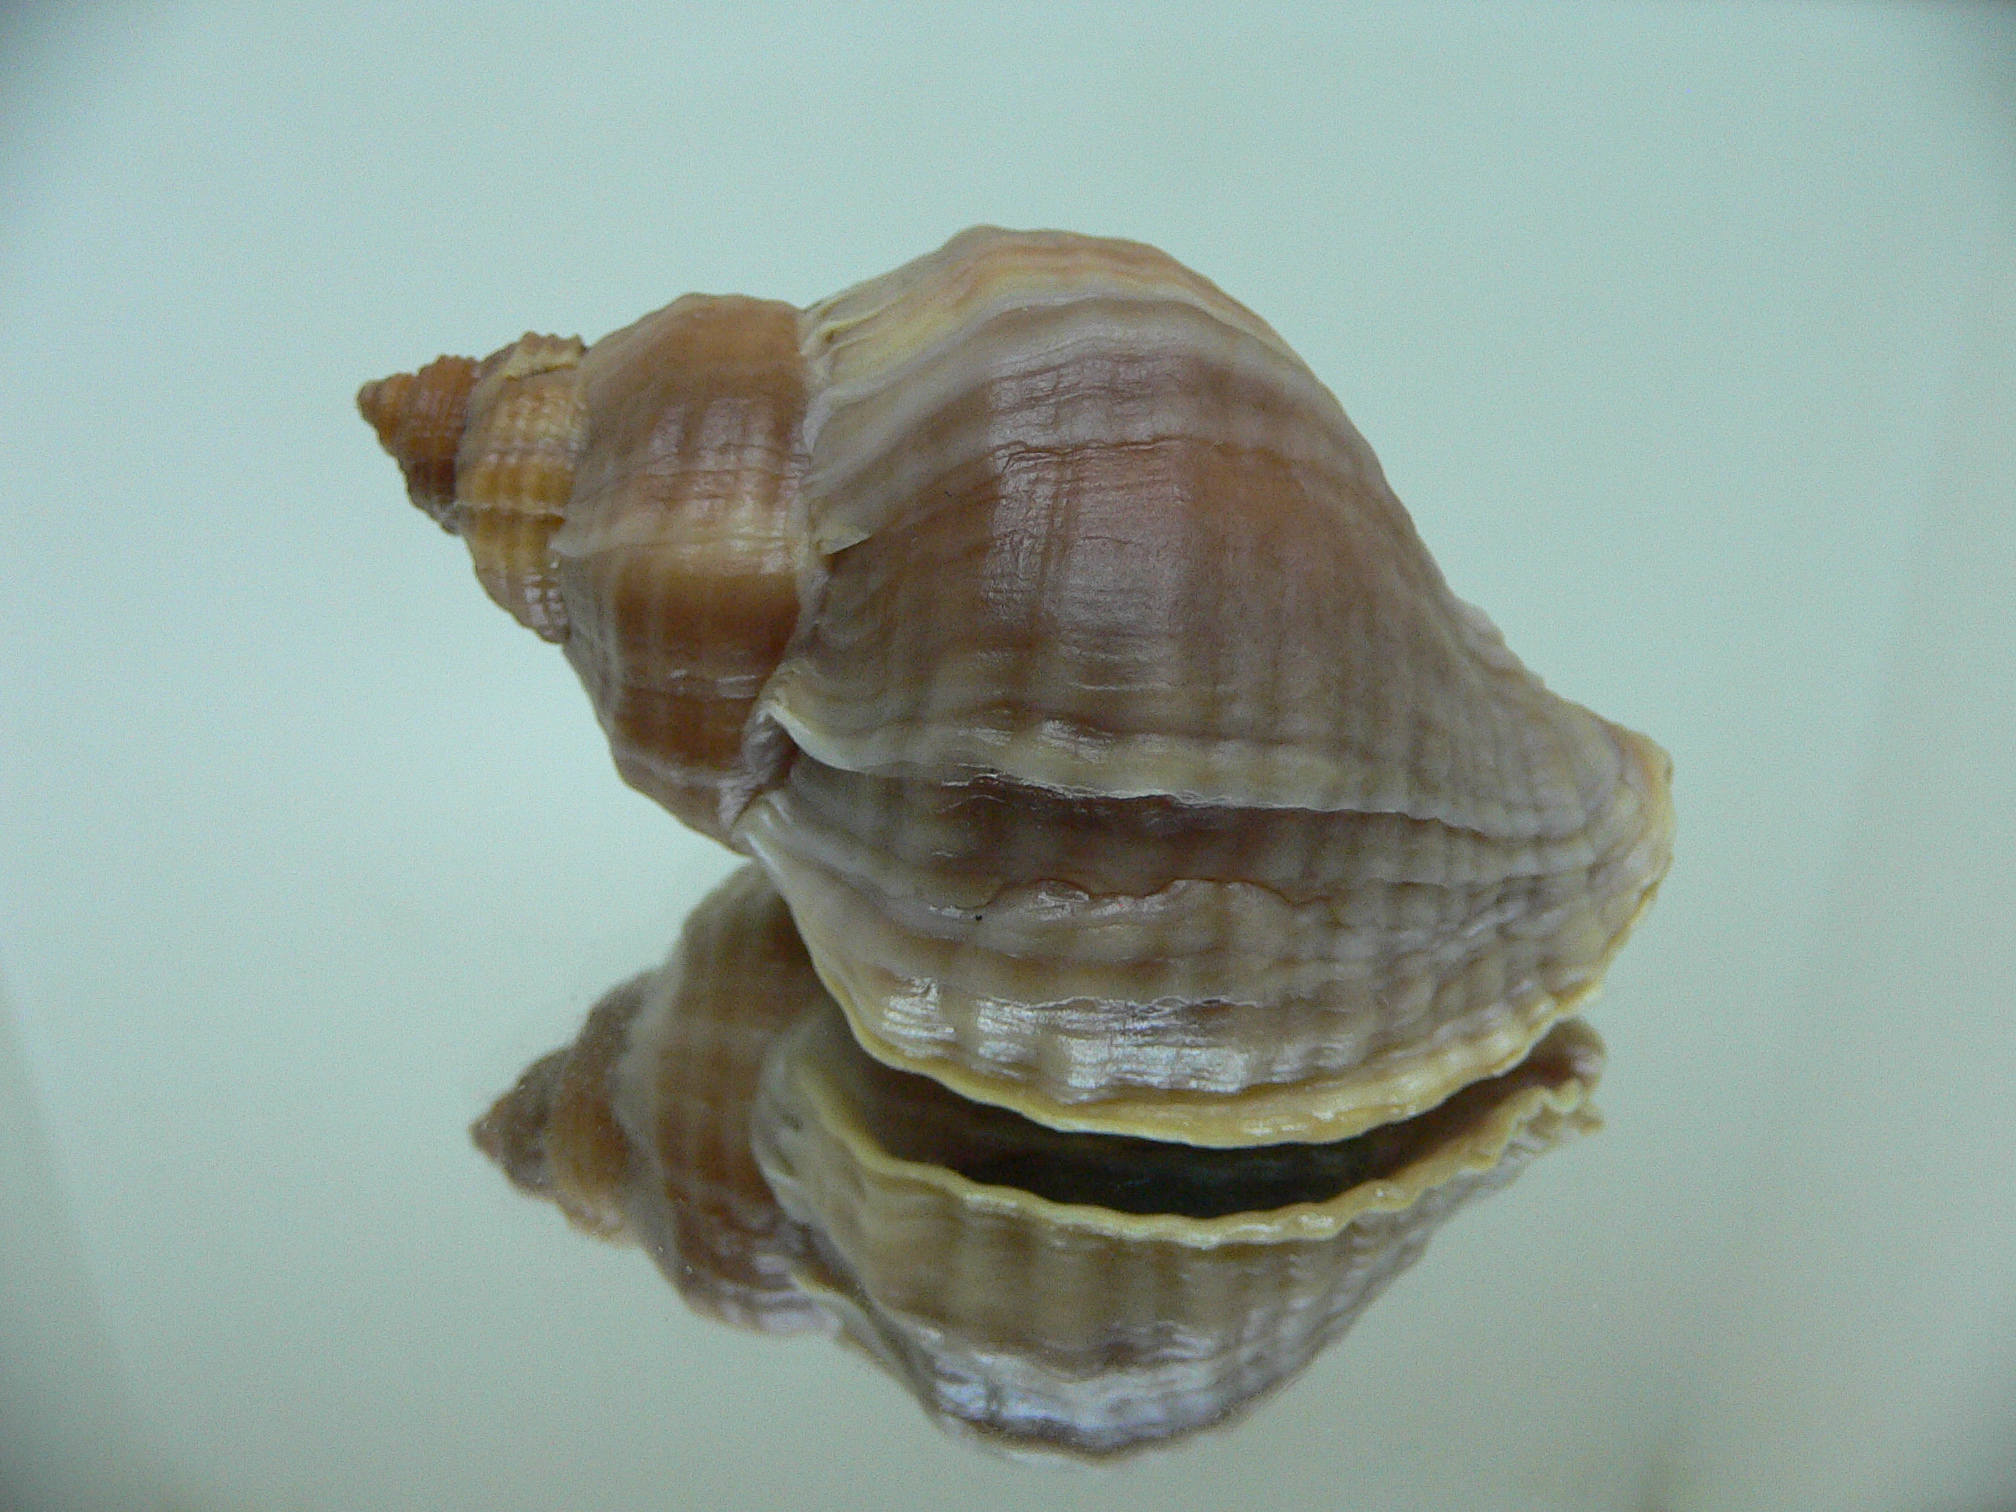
[755,232,1641,850]
[763,996,1603,1244]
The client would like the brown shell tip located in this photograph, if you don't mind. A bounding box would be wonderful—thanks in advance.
[357,353,479,529]
[470,1047,565,1198]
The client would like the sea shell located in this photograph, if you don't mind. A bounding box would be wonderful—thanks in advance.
[361,227,1671,1147]
[479,865,1603,1457]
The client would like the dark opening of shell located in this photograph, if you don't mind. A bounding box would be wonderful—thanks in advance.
[833,1013,1599,1219]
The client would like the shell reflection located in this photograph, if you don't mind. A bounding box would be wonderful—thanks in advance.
[474,867,827,1333]
[478,866,1602,1458]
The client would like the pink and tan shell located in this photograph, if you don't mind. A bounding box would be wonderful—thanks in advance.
[360,226,1672,1147]
[362,226,1671,1455]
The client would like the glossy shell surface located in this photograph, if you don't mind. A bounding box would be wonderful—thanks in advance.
[361,227,1672,1148]
[755,994,1601,1457]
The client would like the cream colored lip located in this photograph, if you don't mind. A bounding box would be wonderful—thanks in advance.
[767,995,1604,1246]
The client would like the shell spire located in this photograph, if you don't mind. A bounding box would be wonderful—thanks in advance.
[359,334,589,641]
[360,301,806,844]
[356,354,478,528]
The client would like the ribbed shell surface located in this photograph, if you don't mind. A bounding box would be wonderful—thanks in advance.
[738,734,1661,1144]
[751,993,1603,1458]
[553,296,806,842]
[734,226,1671,1143]
[765,228,1612,822]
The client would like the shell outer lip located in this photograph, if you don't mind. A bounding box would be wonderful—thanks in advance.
[802,919,1626,1148]
[764,1006,1604,1247]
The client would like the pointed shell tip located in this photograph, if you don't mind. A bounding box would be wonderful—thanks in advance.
[358,354,480,528]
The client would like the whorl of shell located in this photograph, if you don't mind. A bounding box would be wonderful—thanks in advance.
[478,866,1603,1459]
[363,227,1672,1146]
[361,301,801,843]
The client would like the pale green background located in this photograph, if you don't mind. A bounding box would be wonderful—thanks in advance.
[2,4,2012,1510]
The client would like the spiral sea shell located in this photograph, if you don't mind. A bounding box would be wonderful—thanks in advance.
[361,226,1671,1454]
[361,227,1671,1140]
